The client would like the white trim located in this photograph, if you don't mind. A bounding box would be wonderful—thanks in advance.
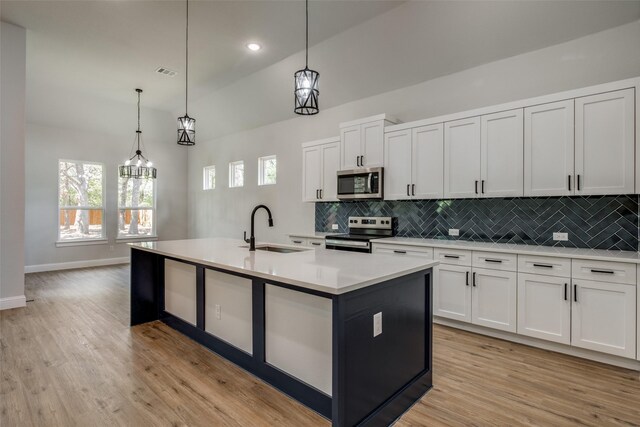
[56,239,108,247]
[386,76,640,133]
[435,317,640,371]
[0,295,27,311]
[25,256,130,273]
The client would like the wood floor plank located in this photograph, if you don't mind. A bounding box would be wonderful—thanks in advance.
[1,265,639,426]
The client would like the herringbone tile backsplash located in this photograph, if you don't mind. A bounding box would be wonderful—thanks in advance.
[315,196,639,252]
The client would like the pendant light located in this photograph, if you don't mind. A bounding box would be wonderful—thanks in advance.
[294,0,319,115]
[119,89,157,179]
[177,0,195,145]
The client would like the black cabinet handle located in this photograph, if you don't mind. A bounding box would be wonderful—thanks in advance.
[319,189,323,199]
[564,283,568,301]
[444,255,460,259]
[393,250,406,254]
[574,284,577,302]
[360,155,364,167]
[311,242,321,246]
[568,175,571,191]
[481,180,485,194]
[292,240,303,244]
[412,184,415,196]
[590,269,614,274]
[472,272,477,287]
[316,189,319,199]
[485,258,503,263]
[533,263,553,269]
[577,174,581,191]
[356,156,360,167]
[466,271,469,286]
[406,184,410,196]
[475,180,478,194]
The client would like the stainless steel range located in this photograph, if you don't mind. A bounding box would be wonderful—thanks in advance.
[325,216,395,253]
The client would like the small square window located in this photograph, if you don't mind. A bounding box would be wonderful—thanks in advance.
[258,155,277,186]
[203,165,216,190]
[229,161,244,188]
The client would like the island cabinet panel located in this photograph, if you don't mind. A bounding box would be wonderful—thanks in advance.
[265,284,333,396]
[164,259,197,326]
[204,269,253,355]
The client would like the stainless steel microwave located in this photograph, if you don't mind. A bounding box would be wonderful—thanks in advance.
[337,167,383,200]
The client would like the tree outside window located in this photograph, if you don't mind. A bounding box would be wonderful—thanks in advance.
[58,160,105,241]
[258,155,277,186]
[229,161,244,188]
[203,165,215,190]
[118,174,156,239]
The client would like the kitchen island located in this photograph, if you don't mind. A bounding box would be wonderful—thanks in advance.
[129,238,437,427]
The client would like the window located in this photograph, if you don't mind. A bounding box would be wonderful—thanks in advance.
[229,161,244,188]
[58,160,105,242]
[118,174,156,239]
[203,165,216,190]
[258,155,277,185]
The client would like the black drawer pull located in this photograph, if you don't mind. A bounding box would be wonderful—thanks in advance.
[564,283,568,301]
[393,250,407,254]
[466,271,469,286]
[574,284,577,302]
[443,255,460,259]
[590,269,614,274]
[311,242,321,246]
[292,240,303,244]
[533,263,553,268]
[485,259,503,263]
[472,272,477,287]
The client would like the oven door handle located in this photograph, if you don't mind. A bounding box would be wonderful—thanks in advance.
[325,239,371,249]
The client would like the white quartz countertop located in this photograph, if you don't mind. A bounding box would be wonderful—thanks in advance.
[130,238,438,295]
[372,237,640,264]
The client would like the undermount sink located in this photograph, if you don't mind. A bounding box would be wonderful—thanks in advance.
[239,244,310,253]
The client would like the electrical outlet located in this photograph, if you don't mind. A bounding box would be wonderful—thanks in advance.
[215,304,221,320]
[332,224,339,230]
[449,229,459,237]
[373,312,382,337]
[553,232,569,241]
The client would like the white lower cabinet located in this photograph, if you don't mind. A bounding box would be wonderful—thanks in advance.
[472,268,517,333]
[164,259,197,325]
[517,273,571,344]
[289,236,324,248]
[434,264,472,322]
[571,279,636,359]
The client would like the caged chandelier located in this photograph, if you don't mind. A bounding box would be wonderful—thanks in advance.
[177,0,195,145]
[294,0,319,115]
[119,89,157,179]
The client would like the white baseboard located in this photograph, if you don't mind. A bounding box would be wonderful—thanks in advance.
[24,257,130,274]
[0,295,26,310]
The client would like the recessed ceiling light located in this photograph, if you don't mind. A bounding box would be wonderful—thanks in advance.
[246,43,262,52]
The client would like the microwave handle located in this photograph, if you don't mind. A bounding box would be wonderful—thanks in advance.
[367,173,373,193]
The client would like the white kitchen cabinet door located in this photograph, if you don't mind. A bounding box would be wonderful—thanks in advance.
[362,121,384,167]
[302,145,321,202]
[517,273,570,345]
[571,280,636,359]
[471,268,517,333]
[444,117,481,199]
[412,124,444,199]
[575,88,635,195]
[384,130,413,200]
[524,100,575,196]
[340,125,361,170]
[480,109,524,198]
[164,259,197,326]
[321,142,339,201]
[433,264,472,323]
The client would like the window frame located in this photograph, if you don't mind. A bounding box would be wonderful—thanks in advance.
[116,170,158,242]
[56,159,107,246]
[203,165,216,190]
[258,155,277,186]
[229,160,245,188]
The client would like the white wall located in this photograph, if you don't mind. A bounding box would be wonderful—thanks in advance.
[0,21,27,309]
[187,20,640,243]
[25,90,188,270]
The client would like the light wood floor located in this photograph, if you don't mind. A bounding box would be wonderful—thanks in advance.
[1,265,639,426]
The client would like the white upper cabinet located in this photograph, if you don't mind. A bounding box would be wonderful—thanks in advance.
[524,100,575,196]
[444,117,481,199]
[302,137,340,202]
[384,124,444,200]
[480,109,524,197]
[340,115,397,169]
[575,88,635,195]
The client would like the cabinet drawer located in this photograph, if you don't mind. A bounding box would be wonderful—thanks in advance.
[472,251,517,272]
[518,255,571,278]
[572,259,636,285]
[434,248,472,266]
[307,238,325,248]
[373,243,433,259]
[289,237,308,246]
